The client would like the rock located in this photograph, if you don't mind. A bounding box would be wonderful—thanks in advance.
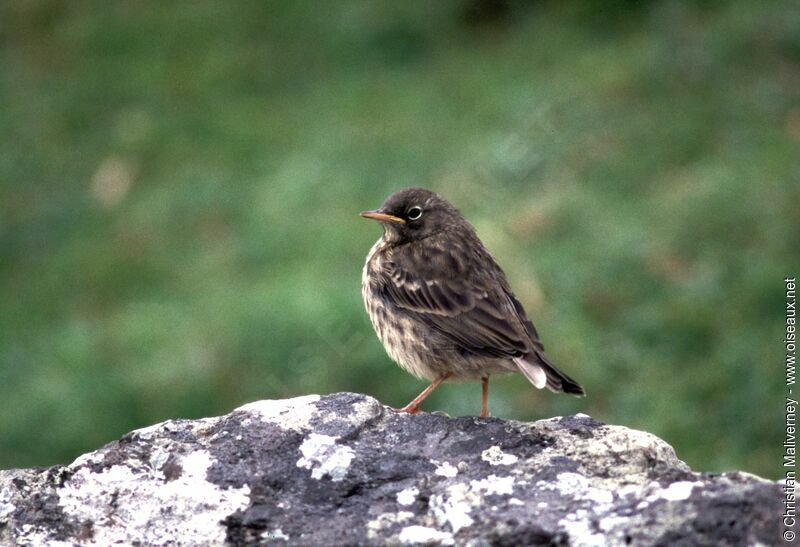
[0,392,781,546]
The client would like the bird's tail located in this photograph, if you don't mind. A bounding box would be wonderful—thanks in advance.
[513,352,585,397]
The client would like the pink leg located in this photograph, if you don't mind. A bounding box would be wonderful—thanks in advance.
[481,376,489,417]
[395,373,453,414]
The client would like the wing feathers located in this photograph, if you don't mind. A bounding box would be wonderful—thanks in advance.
[379,236,583,396]
[383,242,532,358]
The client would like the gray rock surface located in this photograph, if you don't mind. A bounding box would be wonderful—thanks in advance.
[0,392,781,546]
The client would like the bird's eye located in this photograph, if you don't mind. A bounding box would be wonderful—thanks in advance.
[407,207,423,220]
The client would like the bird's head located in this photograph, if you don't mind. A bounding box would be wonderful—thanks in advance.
[360,188,466,243]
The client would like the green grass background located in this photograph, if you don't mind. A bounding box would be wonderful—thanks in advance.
[1,0,798,479]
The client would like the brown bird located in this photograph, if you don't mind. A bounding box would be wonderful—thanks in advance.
[361,188,584,417]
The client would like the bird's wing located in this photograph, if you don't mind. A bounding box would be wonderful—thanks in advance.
[380,237,535,359]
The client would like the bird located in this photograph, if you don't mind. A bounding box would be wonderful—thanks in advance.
[360,187,584,417]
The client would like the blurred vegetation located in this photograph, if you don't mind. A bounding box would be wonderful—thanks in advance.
[1,0,798,479]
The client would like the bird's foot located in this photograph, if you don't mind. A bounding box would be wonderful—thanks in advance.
[393,405,421,414]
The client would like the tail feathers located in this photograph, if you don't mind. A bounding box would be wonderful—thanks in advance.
[513,356,547,389]
[513,353,585,397]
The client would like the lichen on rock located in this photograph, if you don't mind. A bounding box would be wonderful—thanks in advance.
[0,392,781,545]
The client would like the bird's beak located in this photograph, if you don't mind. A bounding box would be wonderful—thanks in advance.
[360,210,406,224]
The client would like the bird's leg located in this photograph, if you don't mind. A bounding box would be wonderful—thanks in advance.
[395,372,453,414]
[481,376,489,417]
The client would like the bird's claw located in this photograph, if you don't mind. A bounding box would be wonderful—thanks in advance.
[393,406,421,414]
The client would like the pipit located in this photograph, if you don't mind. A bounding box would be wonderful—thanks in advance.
[361,188,584,416]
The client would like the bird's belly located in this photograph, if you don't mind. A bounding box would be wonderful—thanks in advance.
[362,282,439,380]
